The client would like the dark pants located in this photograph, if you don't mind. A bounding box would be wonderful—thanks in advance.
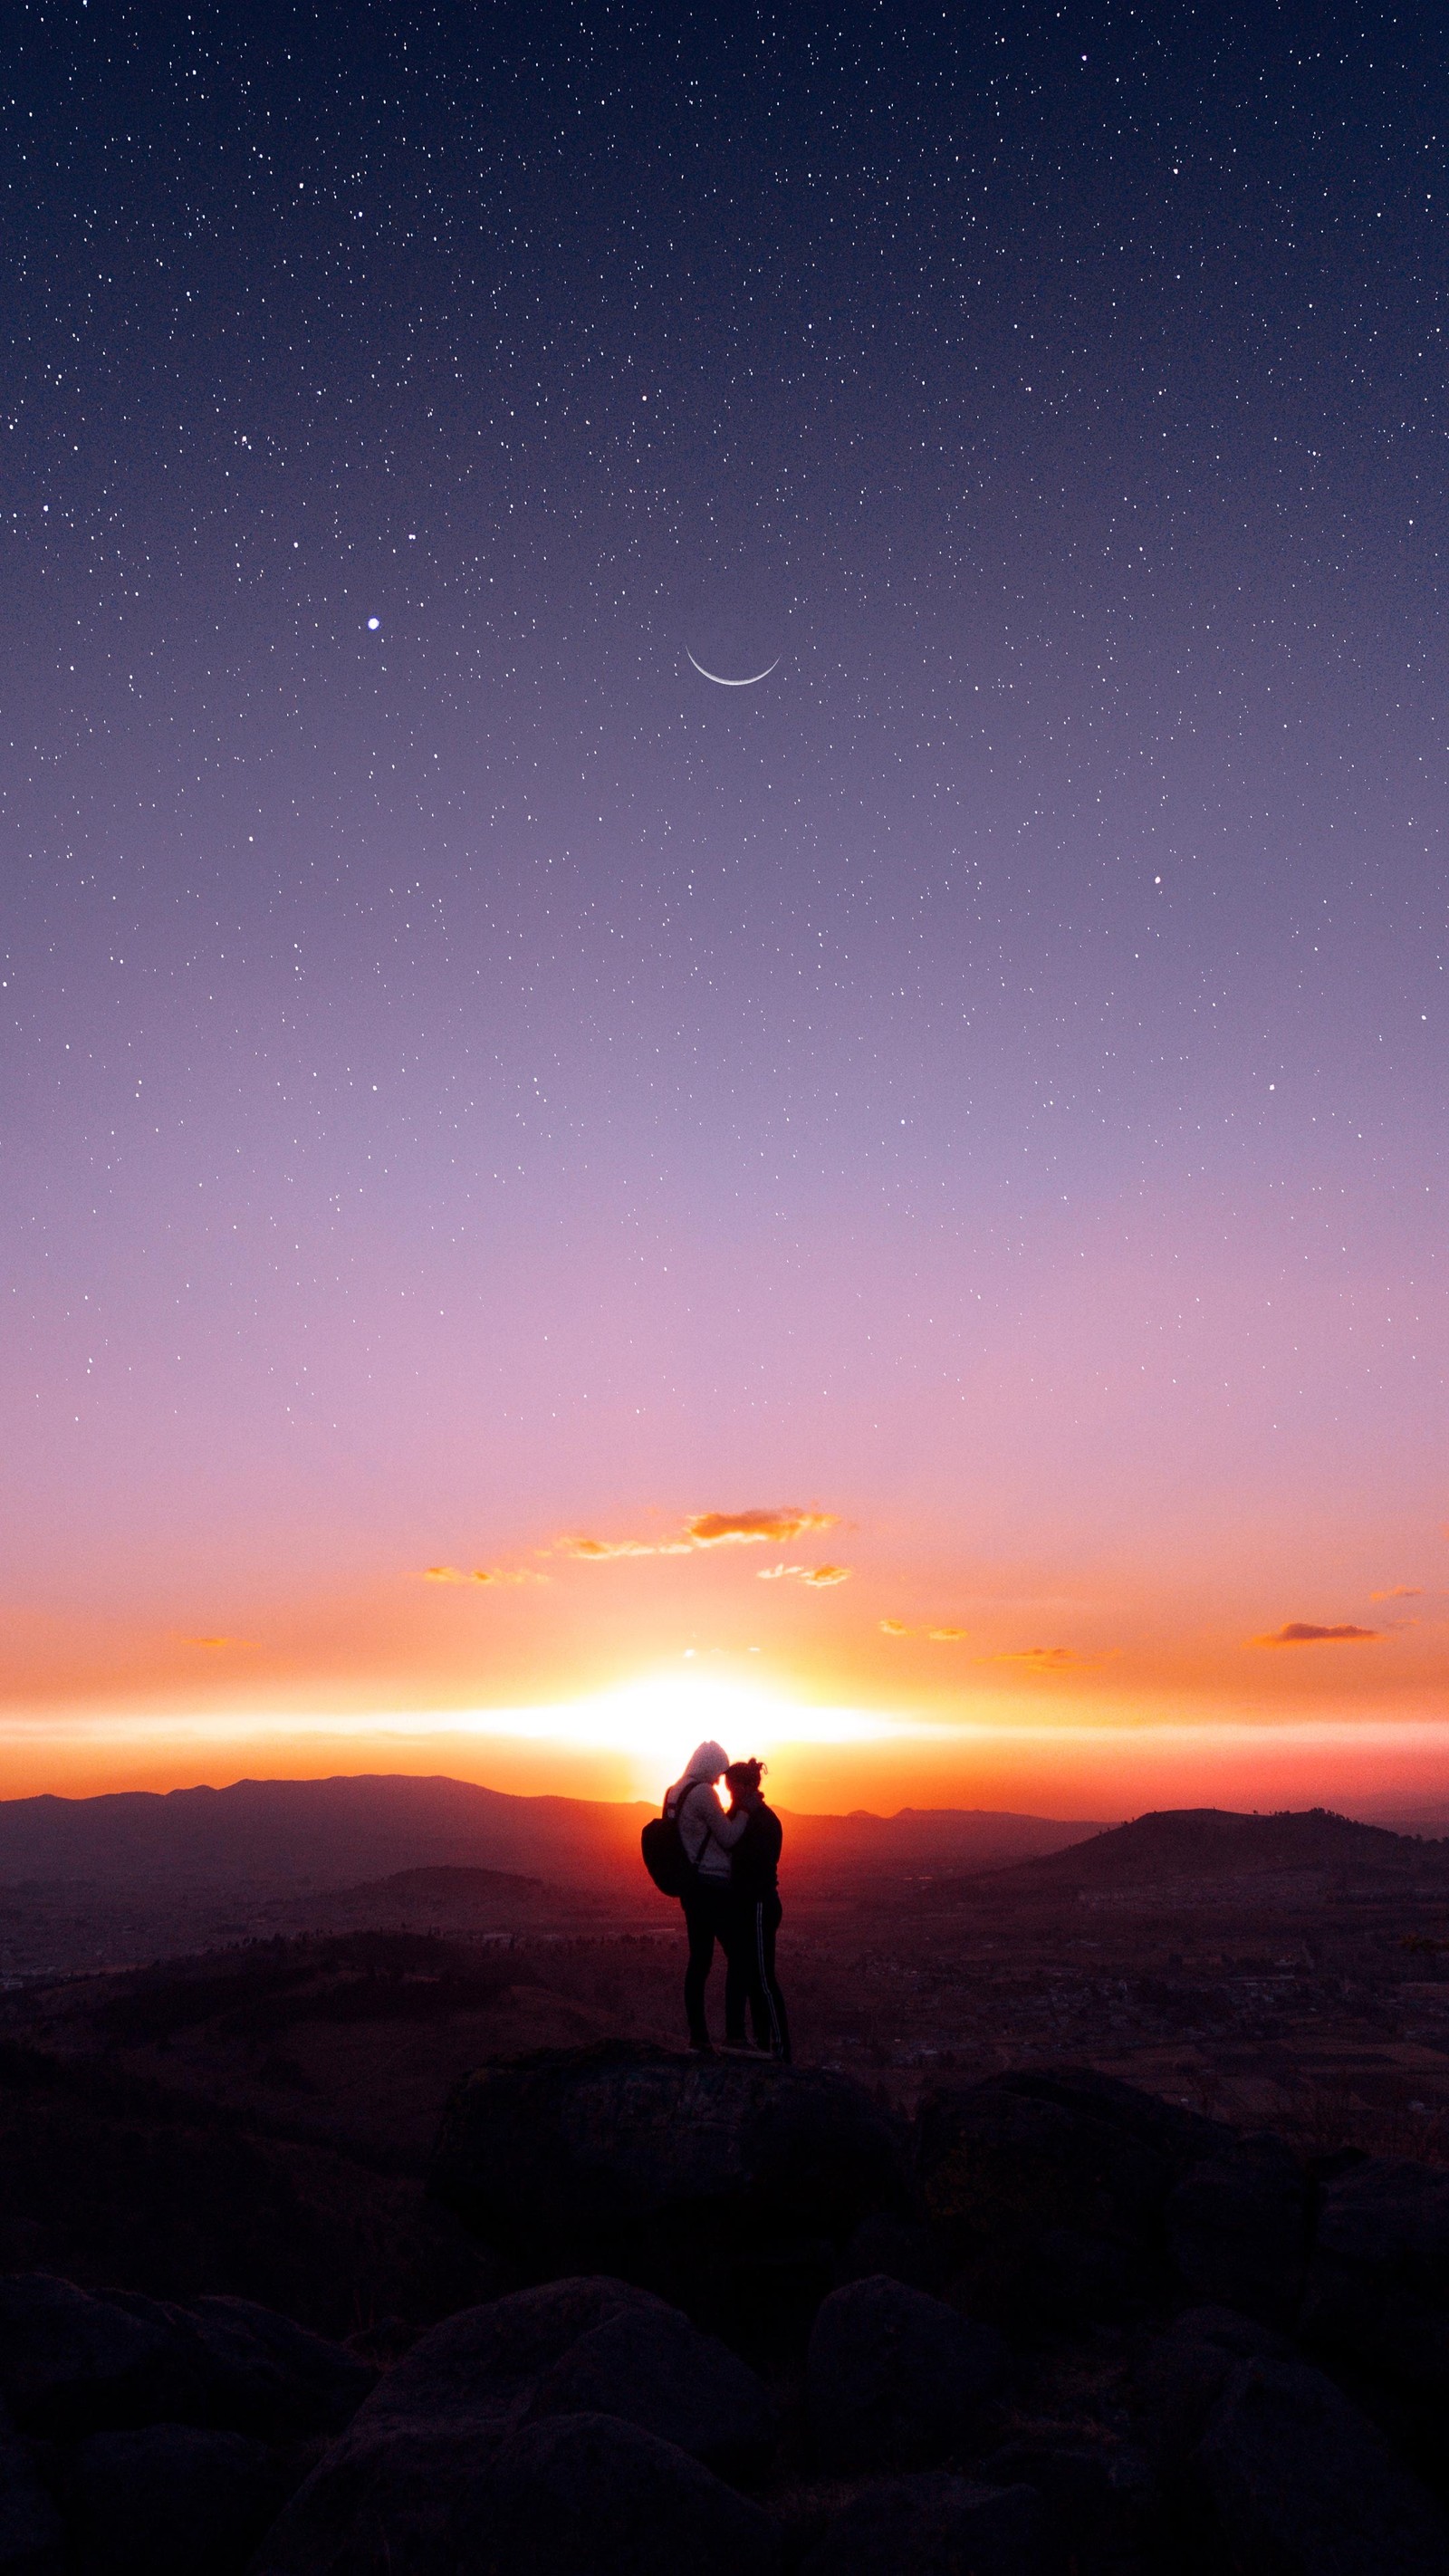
[726,1891,791,2061]
[681,1879,736,2046]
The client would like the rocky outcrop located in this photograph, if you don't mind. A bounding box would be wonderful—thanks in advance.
[0,2399,64,2576]
[246,2417,493,2576]
[430,2043,908,2329]
[66,2425,296,2576]
[0,2279,203,2442]
[806,2275,1003,2472]
[180,2299,376,2439]
[914,2068,1224,2322]
[441,2411,780,2576]
[10,2049,1449,2576]
[1300,2153,1449,2398]
[1194,2352,1449,2575]
[254,2277,774,2573]
[525,2303,774,2473]
[0,2273,371,2576]
[0,2277,372,2446]
[1134,2304,1296,2459]
[1166,2131,1310,2326]
[974,2427,1156,2562]
[796,2473,1052,2576]
[831,2211,941,2291]
[350,2280,660,2436]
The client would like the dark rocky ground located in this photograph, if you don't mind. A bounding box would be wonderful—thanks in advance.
[1,1806,1447,2571]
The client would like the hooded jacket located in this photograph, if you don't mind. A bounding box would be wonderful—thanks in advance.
[664,1741,749,1884]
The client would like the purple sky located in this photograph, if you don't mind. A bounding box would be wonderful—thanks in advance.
[3,4,1445,1808]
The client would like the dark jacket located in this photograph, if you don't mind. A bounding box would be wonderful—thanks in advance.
[730,1802,782,1899]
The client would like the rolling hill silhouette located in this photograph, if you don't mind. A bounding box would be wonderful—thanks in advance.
[0,1773,1098,1895]
[973,1805,1449,1893]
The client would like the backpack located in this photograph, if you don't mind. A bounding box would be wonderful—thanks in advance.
[641,1797,697,1898]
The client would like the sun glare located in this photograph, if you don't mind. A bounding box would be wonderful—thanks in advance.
[456,1671,901,1790]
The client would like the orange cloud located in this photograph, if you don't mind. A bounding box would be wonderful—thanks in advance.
[422,1565,543,1585]
[182,1636,257,1650]
[560,1506,838,1562]
[880,1620,969,1640]
[879,1619,909,1636]
[756,1562,851,1586]
[1371,1585,1423,1601]
[1252,1621,1381,1647]
[687,1508,837,1546]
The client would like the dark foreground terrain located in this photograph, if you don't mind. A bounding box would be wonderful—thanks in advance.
[2,1802,1448,2572]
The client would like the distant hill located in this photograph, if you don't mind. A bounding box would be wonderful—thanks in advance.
[0,1773,1099,1897]
[782,1804,1101,1882]
[966,1806,1449,1898]
[0,1775,651,1892]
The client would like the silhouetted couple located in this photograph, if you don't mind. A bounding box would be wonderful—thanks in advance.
[664,1740,791,2060]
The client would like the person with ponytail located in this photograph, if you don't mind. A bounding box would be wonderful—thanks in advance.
[722,1758,791,2062]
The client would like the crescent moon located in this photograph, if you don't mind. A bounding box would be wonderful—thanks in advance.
[686,649,781,687]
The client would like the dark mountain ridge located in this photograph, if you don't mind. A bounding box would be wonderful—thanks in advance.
[973,1804,1449,1893]
[0,1774,649,1891]
[0,1772,1098,1895]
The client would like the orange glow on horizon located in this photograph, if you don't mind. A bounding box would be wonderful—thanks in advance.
[5,1510,1445,1820]
[2,1668,1446,1824]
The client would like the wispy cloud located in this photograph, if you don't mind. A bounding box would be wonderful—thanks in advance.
[757,1562,851,1586]
[879,1619,968,1640]
[1371,1585,1423,1601]
[422,1565,544,1586]
[995,1645,1093,1669]
[182,1635,258,1650]
[1252,1621,1381,1647]
[559,1506,838,1562]
[557,1535,690,1561]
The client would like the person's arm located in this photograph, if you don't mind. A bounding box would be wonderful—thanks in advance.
[696,1785,750,1850]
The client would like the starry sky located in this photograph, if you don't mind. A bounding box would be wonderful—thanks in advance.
[3,2,1446,1815]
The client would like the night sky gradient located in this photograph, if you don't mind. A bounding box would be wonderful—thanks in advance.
[4,2,1445,1812]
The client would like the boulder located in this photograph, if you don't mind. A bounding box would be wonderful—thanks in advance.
[66,2424,297,2576]
[353,2280,668,2434]
[1166,2131,1310,2326]
[1300,2155,1449,2398]
[989,2069,1229,2170]
[1135,2306,1296,2460]
[833,2213,942,2292]
[442,2410,781,2576]
[254,2283,727,2575]
[0,2277,204,2439]
[525,2305,775,2474]
[181,2297,375,2438]
[1194,2353,1449,2575]
[0,2274,374,2447]
[806,2276,1004,2472]
[914,2073,1195,2320]
[974,2429,1156,2558]
[797,2474,1052,2576]
[430,2044,907,2322]
[250,2417,498,2576]
[0,2404,63,2576]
